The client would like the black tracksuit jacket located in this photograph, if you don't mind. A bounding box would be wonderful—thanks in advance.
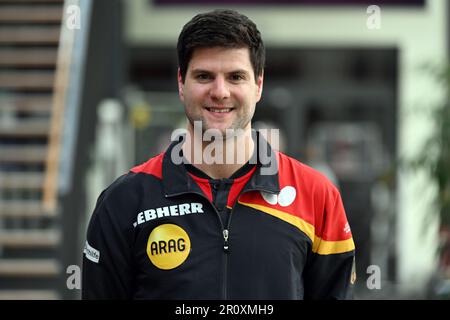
[82,133,356,299]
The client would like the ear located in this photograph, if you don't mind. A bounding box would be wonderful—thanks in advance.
[255,71,264,102]
[178,68,184,102]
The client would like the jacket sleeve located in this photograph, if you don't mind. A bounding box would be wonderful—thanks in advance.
[82,190,135,299]
[303,185,356,300]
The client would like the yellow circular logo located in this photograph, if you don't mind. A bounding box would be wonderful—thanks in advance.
[146,224,191,270]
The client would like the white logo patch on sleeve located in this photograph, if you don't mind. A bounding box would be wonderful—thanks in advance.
[261,186,297,207]
[84,240,100,263]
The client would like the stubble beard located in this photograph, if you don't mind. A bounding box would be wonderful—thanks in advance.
[186,106,252,140]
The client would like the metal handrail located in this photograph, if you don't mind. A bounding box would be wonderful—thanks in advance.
[43,0,91,212]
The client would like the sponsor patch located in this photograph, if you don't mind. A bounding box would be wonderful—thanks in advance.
[146,224,191,270]
[261,186,296,207]
[84,240,100,263]
[134,202,204,227]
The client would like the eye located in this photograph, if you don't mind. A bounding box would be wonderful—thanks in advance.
[230,73,245,82]
[196,73,211,81]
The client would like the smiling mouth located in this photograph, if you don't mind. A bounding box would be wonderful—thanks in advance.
[205,107,234,113]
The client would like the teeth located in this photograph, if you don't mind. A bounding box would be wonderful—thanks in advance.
[208,108,231,113]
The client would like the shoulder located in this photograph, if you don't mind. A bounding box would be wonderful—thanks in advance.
[93,152,166,220]
[276,152,351,245]
[110,151,165,195]
[276,151,338,194]
[129,152,164,179]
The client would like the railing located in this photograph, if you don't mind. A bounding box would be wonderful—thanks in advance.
[43,0,92,212]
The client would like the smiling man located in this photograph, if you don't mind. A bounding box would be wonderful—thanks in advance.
[179,46,261,179]
[82,9,356,300]
[180,47,261,133]
[177,16,265,179]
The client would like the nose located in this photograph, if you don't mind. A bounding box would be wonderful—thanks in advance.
[209,76,230,101]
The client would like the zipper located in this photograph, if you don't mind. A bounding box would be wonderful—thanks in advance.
[220,187,278,299]
[223,229,229,252]
[222,228,229,299]
[166,187,278,299]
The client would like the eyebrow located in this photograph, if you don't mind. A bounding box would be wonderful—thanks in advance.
[190,69,251,76]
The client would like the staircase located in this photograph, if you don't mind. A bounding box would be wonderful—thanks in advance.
[0,0,65,300]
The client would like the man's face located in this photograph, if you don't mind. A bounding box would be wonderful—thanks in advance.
[178,47,263,136]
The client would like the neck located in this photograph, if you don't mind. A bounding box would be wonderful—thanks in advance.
[182,124,254,179]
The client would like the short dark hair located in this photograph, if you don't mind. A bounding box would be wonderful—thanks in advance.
[177,9,265,83]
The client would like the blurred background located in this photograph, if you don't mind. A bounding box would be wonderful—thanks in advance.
[0,0,449,300]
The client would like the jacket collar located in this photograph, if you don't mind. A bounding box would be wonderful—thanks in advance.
[162,130,280,197]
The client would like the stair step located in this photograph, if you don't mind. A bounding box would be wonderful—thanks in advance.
[0,200,56,218]
[0,230,60,248]
[0,145,47,163]
[0,49,57,68]
[0,95,52,114]
[0,27,60,45]
[0,289,60,300]
[0,259,60,277]
[0,172,44,190]
[0,119,49,137]
[0,6,62,24]
[0,71,54,90]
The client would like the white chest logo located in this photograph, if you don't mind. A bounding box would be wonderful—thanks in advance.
[133,202,204,227]
[261,186,296,207]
